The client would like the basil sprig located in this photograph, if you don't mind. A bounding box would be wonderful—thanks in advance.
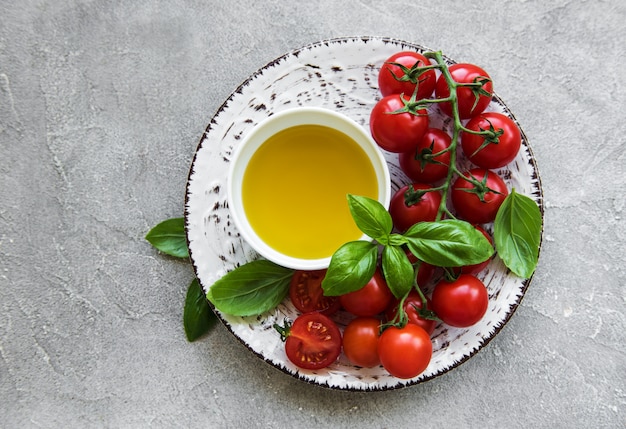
[145,218,217,342]
[494,189,542,278]
[322,195,494,299]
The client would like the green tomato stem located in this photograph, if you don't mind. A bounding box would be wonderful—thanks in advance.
[424,51,464,221]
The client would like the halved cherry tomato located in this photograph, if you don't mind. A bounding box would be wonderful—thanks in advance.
[431,274,489,328]
[340,268,393,317]
[389,184,442,233]
[277,312,342,370]
[385,290,437,335]
[289,270,340,316]
[435,63,493,119]
[378,51,436,99]
[451,168,509,224]
[378,324,432,379]
[399,128,452,183]
[342,317,381,368]
[461,112,521,169]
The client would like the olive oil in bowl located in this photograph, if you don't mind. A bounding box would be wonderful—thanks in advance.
[242,124,378,260]
[227,107,390,270]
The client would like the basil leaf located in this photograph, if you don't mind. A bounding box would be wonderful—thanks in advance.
[388,233,408,247]
[206,260,294,316]
[322,240,378,296]
[184,278,217,342]
[145,217,189,259]
[494,189,542,278]
[404,219,493,267]
[347,194,393,241]
[382,245,414,299]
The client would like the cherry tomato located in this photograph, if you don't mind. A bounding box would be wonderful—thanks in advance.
[389,184,442,233]
[385,290,437,335]
[378,324,432,379]
[431,274,489,328]
[378,51,436,99]
[370,94,429,153]
[461,112,521,169]
[340,269,393,317]
[435,63,493,119]
[279,312,342,370]
[289,270,340,316]
[451,168,509,224]
[399,128,452,183]
[342,317,381,368]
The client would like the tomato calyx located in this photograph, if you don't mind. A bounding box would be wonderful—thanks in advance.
[387,87,430,117]
[458,75,493,113]
[441,266,462,282]
[410,303,439,323]
[273,319,293,341]
[414,138,449,170]
[464,118,504,157]
[385,61,438,86]
[455,172,503,203]
[403,184,429,207]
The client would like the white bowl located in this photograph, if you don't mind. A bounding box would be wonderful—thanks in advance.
[226,107,391,270]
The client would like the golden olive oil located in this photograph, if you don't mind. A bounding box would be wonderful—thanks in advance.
[242,124,378,259]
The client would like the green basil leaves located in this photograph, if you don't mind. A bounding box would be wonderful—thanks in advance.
[146,218,216,342]
[321,195,495,299]
[321,241,378,296]
[404,219,494,267]
[206,260,294,316]
[145,217,189,259]
[347,194,393,241]
[494,189,542,278]
[184,278,217,342]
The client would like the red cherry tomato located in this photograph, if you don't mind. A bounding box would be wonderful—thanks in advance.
[399,128,452,183]
[389,184,442,233]
[279,312,342,370]
[378,324,432,379]
[342,317,382,368]
[340,269,393,317]
[435,63,493,119]
[431,274,489,328]
[385,290,437,335]
[461,112,521,169]
[289,270,340,316]
[378,51,436,99]
[451,168,509,224]
[370,94,429,153]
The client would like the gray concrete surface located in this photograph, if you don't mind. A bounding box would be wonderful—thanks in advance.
[1,1,625,427]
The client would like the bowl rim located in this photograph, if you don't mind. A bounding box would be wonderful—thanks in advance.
[226,106,391,270]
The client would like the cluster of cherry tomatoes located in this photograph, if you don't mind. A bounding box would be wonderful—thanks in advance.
[276,51,522,379]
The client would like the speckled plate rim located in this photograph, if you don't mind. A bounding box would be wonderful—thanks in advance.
[184,36,544,391]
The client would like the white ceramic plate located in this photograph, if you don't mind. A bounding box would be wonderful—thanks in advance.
[185,36,543,391]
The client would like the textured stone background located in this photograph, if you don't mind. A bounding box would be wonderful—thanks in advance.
[1,1,624,427]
